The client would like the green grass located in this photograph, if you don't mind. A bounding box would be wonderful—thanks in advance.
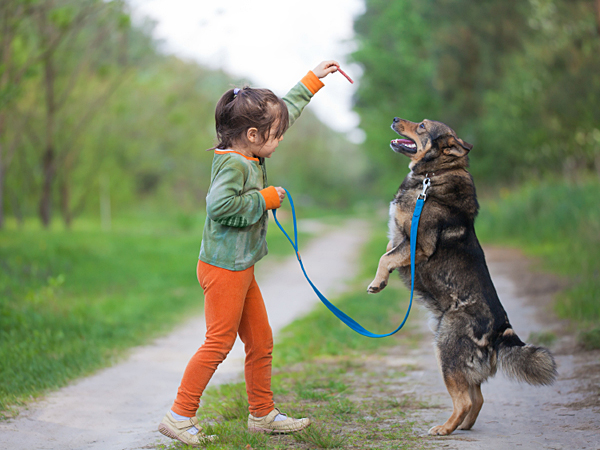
[169,360,427,450]
[476,177,600,347]
[292,423,349,448]
[0,211,303,416]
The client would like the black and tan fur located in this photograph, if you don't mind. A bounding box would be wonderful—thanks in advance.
[368,117,557,436]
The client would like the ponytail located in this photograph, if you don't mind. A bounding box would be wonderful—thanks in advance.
[207,87,289,151]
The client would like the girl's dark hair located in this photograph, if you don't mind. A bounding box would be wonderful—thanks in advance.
[210,87,289,150]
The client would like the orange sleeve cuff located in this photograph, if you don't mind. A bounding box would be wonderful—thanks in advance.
[260,186,281,210]
[301,71,324,95]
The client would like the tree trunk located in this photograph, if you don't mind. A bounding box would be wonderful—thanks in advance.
[60,176,72,228]
[59,151,74,228]
[40,49,57,227]
[39,144,55,227]
[9,188,23,228]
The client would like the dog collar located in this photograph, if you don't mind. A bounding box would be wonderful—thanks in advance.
[423,168,458,178]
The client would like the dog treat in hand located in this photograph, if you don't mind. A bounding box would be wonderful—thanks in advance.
[336,66,354,84]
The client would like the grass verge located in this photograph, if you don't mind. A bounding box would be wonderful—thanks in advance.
[0,212,303,417]
[476,177,600,348]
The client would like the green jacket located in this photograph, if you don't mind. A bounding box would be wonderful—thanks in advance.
[199,73,323,271]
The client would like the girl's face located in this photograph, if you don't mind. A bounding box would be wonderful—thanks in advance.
[248,122,284,159]
[254,131,283,159]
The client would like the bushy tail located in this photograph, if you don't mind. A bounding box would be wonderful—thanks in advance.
[497,329,557,386]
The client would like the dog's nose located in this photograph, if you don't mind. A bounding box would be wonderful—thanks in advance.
[393,117,400,123]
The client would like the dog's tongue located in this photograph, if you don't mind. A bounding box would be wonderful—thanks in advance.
[392,139,414,145]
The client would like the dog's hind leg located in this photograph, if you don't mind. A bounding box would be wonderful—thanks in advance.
[367,242,409,293]
[457,383,483,430]
[429,372,472,436]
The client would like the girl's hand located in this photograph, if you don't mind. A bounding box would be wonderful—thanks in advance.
[313,60,340,79]
[274,187,286,203]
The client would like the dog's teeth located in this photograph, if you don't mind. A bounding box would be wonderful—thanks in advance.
[392,138,416,149]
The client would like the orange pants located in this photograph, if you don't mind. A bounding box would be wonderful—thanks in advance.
[171,260,274,418]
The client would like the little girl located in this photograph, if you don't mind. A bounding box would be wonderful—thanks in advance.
[158,61,341,445]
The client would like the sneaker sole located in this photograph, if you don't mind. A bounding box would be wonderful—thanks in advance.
[158,423,186,443]
[248,421,311,434]
[158,423,216,445]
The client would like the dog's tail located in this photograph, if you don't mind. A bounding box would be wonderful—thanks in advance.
[497,328,557,385]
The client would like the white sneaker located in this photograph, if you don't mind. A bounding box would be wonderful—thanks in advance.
[248,408,310,434]
[158,413,217,446]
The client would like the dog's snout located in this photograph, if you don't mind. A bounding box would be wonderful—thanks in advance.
[392,117,404,132]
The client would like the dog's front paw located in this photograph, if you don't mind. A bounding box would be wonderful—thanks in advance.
[428,425,453,436]
[367,279,387,294]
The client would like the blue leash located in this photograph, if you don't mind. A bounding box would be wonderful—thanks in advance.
[271,177,430,338]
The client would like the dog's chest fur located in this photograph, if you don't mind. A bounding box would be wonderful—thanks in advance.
[388,171,478,247]
[387,170,507,332]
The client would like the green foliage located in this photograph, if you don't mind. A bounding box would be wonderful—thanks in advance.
[579,327,600,350]
[351,0,600,188]
[351,0,440,193]
[1,0,364,229]
[476,178,600,336]
[49,5,77,30]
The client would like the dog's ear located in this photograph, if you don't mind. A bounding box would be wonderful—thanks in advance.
[442,136,473,157]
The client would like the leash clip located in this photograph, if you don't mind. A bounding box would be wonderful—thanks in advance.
[418,176,431,201]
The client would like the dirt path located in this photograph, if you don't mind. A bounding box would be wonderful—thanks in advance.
[387,247,600,449]
[0,219,369,450]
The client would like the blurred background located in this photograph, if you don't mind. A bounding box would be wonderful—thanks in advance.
[1,0,599,415]
[1,0,599,224]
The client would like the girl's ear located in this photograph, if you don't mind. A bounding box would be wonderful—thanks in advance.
[246,127,258,143]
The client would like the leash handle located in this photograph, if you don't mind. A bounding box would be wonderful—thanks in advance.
[272,189,299,255]
[272,188,423,339]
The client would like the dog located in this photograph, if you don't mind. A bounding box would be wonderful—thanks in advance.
[367,117,557,436]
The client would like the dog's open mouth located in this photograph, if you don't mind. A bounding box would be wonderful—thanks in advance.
[390,137,417,154]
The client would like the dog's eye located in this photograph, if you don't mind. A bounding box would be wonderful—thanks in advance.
[419,123,425,129]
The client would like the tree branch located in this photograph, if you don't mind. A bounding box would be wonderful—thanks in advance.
[21,111,43,149]
[12,1,102,86]
[55,23,112,110]
[57,70,131,169]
